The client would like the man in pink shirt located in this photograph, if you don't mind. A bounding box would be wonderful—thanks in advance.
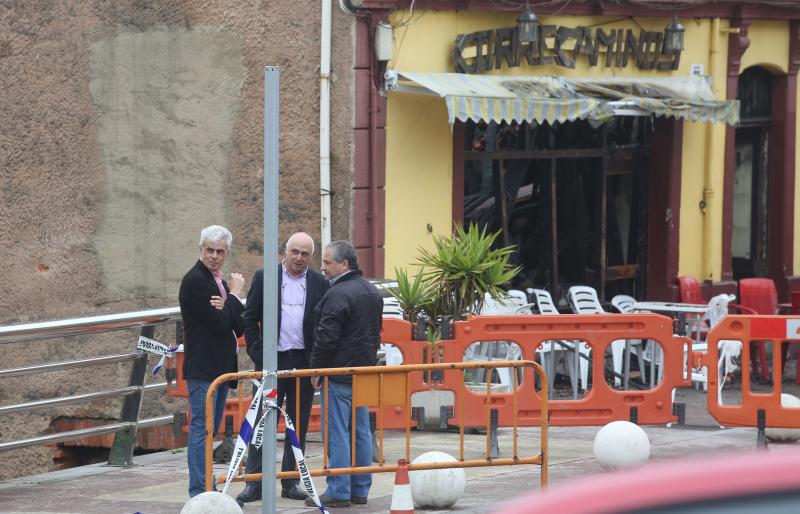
[179,225,245,497]
[237,232,330,503]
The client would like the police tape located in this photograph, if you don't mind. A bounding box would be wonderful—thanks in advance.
[221,371,329,513]
[135,336,182,375]
[278,401,328,514]
[221,377,269,495]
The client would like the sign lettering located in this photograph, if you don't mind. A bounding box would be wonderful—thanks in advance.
[453,25,681,73]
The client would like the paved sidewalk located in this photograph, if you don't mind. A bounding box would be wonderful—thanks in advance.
[0,423,779,514]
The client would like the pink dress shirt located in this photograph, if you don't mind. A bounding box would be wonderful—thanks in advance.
[278,264,307,351]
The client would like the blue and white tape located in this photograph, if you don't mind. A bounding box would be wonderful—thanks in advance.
[136,335,182,375]
[222,371,329,513]
[221,377,267,494]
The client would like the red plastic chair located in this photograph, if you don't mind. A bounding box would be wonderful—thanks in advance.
[678,276,705,304]
[677,276,770,378]
[677,276,707,342]
[738,278,779,380]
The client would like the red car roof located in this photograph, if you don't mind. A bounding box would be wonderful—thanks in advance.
[495,448,800,514]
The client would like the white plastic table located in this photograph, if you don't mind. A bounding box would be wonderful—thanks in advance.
[631,301,708,387]
[632,301,707,337]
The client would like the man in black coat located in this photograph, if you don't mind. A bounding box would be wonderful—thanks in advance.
[179,225,245,497]
[305,240,383,508]
[236,232,330,503]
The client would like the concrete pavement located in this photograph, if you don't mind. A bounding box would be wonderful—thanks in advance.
[0,421,786,514]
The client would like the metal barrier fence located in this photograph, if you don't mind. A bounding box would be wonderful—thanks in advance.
[0,307,182,464]
[205,313,687,440]
[205,360,549,492]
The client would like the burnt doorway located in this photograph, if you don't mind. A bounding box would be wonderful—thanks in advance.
[732,67,772,280]
[460,117,651,302]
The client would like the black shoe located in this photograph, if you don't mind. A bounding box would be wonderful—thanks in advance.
[352,495,368,504]
[306,493,350,508]
[281,484,308,500]
[236,482,262,503]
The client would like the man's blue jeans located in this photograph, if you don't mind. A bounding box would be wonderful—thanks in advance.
[187,379,229,497]
[321,380,372,500]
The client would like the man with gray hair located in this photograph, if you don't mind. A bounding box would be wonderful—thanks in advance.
[179,225,245,497]
[306,240,383,507]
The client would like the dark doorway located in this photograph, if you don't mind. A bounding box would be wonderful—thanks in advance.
[732,67,772,280]
[460,117,650,303]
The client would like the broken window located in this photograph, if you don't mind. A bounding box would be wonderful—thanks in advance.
[461,117,651,304]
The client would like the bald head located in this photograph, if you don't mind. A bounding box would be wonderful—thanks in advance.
[283,232,315,276]
[286,232,314,254]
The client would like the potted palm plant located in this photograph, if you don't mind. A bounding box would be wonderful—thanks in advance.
[391,222,520,332]
[390,223,520,426]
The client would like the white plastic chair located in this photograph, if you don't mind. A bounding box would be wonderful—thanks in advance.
[382,296,404,319]
[531,289,583,397]
[568,286,630,387]
[380,297,404,366]
[692,293,740,405]
[611,295,649,387]
[466,292,528,388]
[507,289,537,314]
[481,291,533,315]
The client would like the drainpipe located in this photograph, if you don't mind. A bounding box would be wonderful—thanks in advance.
[368,17,381,277]
[701,17,721,282]
[320,0,332,248]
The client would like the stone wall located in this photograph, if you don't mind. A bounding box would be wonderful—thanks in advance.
[0,0,355,479]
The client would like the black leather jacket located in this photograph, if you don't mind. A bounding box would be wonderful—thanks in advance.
[309,270,383,381]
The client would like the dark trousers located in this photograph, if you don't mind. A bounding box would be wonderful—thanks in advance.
[245,349,314,488]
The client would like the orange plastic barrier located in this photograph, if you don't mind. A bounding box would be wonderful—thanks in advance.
[704,315,800,429]
[166,335,247,399]
[375,318,432,429]
[168,335,251,435]
[276,318,430,433]
[169,321,427,434]
[436,313,690,427]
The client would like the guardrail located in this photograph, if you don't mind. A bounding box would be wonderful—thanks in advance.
[206,360,549,492]
[0,307,183,464]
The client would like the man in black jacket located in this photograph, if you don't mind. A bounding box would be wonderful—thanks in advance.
[237,232,330,504]
[179,225,245,497]
[306,240,382,508]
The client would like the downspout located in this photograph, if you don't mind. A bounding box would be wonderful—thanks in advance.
[320,0,332,248]
[368,17,380,277]
[701,17,721,281]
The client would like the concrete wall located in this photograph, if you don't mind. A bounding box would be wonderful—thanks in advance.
[0,1,355,479]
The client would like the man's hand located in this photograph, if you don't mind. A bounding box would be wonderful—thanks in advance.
[229,272,245,298]
[311,376,321,390]
[210,295,224,310]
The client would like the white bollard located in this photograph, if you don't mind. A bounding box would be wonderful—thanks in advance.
[593,421,651,470]
[765,393,800,443]
[180,492,243,514]
[409,451,466,509]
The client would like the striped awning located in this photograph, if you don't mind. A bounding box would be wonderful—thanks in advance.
[386,71,739,126]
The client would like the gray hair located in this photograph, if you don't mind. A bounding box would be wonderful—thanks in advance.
[325,240,359,270]
[199,225,233,249]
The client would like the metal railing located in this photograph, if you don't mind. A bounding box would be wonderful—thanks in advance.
[207,360,549,492]
[0,307,183,464]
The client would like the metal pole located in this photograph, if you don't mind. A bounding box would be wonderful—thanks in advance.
[262,65,280,514]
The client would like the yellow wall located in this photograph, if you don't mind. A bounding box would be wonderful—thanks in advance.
[676,18,734,282]
[383,10,790,282]
[384,94,453,274]
[740,21,789,74]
